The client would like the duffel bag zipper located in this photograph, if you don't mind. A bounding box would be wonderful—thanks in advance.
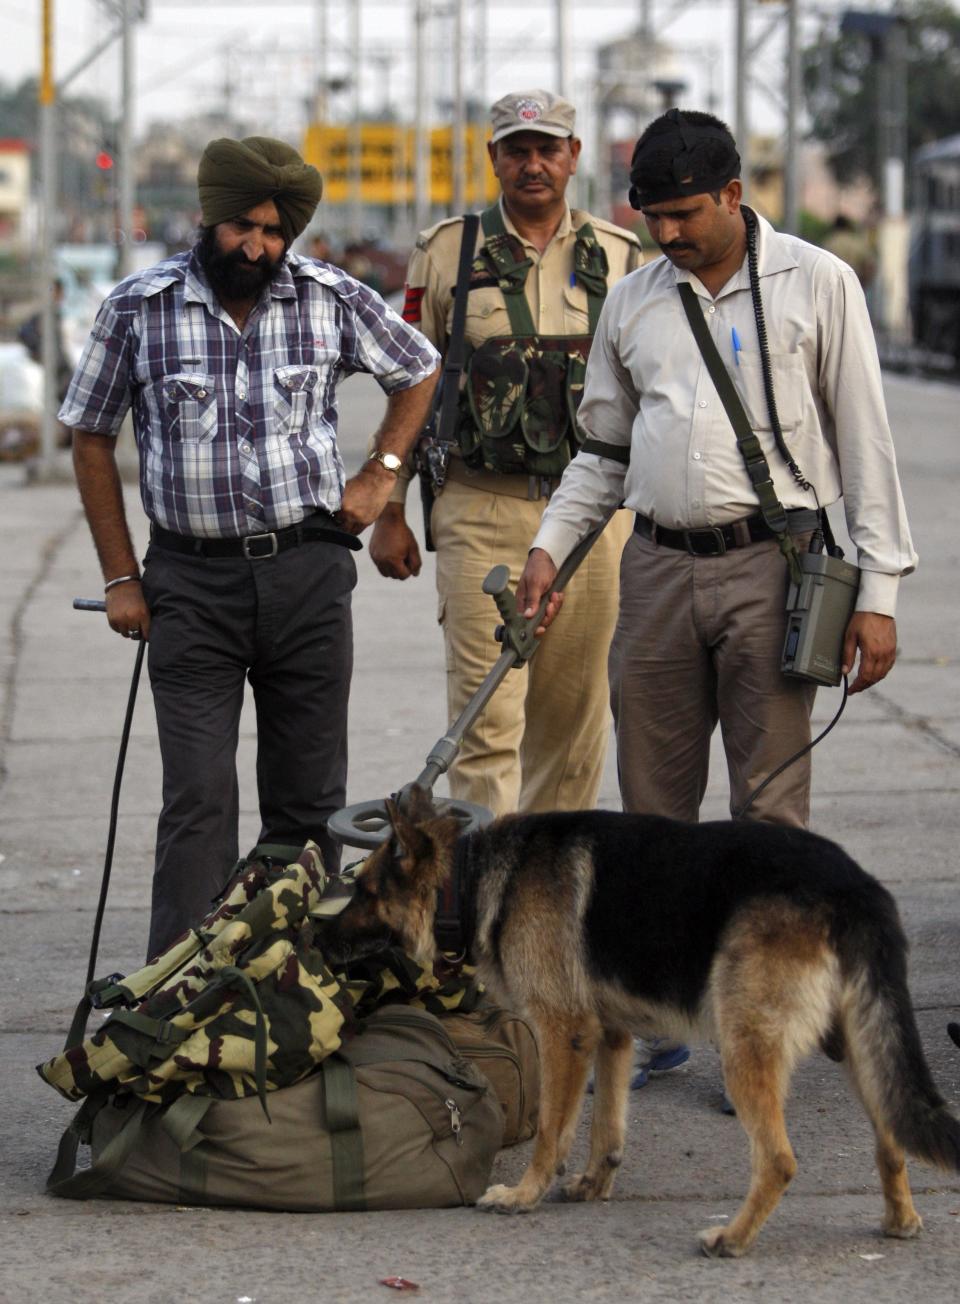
[445,1098,463,1145]
[449,1042,524,1118]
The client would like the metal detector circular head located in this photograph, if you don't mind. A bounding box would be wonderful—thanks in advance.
[327,795,494,850]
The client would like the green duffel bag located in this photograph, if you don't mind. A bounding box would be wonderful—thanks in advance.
[49,1005,503,1212]
[440,1000,540,1146]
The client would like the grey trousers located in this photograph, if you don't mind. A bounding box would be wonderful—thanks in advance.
[141,538,356,958]
[609,530,817,827]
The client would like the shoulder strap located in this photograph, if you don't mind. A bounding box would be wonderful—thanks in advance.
[572,220,609,333]
[434,213,480,447]
[677,282,802,585]
[479,204,537,336]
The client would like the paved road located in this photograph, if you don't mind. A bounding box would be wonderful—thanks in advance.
[0,371,957,1303]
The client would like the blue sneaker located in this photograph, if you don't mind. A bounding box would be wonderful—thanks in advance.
[630,1038,690,1090]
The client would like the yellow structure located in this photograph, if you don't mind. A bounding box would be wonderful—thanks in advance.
[303,123,499,207]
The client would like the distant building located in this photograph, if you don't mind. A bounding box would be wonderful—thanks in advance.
[0,139,31,250]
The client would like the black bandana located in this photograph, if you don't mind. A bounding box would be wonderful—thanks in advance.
[628,109,740,209]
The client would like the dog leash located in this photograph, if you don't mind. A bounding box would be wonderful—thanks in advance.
[66,598,145,1048]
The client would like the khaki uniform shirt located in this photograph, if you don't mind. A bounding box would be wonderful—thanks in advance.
[391,198,642,501]
[533,213,916,616]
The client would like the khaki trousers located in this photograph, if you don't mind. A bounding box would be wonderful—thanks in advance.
[431,477,630,816]
[609,530,817,827]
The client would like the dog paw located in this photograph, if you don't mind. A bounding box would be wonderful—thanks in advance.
[698,1226,748,1259]
[477,1183,536,1214]
[558,1172,599,1203]
[883,1213,923,1240]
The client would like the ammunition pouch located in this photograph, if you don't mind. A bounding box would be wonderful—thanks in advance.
[457,332,593,478]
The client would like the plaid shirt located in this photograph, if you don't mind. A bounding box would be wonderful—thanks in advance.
[60,249,439,537]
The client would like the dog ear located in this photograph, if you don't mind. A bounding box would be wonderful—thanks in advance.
[390,808,433,865]
[397,782,438,823]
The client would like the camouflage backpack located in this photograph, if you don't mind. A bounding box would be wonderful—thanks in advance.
[38,843,482,1203]
[456,203,609,479]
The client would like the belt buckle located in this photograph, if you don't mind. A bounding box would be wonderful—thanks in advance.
[242,532,279,559]
[684,526,726,557]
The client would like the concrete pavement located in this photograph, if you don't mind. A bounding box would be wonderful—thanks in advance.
[0,370,958,1303]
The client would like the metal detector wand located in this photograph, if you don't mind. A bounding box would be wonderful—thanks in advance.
[328,523,608,849]
[412,523,607,791]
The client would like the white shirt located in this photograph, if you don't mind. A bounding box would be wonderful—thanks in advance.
[533,214,916,615]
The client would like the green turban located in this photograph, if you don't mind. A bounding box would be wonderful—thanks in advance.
[197,136,323,248]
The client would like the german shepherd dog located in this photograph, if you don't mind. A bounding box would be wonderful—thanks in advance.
[324,785,960,1257]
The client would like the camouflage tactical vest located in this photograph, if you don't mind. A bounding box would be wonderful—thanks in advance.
[457,204,608,478]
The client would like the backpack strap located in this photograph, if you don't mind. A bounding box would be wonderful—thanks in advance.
[480,204,610,338]
[479,204,536,336]
[572,220,609,333]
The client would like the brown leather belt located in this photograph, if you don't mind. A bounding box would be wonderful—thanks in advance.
[634,508,820,557]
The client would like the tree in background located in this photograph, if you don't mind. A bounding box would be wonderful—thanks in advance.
[0,77,115,237]
[804,0,960,189]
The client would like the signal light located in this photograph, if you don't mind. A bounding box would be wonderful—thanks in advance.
[95,151,114,170]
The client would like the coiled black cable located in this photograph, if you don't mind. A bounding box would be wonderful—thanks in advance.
[743,205,812,496]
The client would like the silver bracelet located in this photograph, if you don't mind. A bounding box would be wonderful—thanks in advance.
[104,574,141,593]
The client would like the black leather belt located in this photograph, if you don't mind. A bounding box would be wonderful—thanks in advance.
[634,508,819,557]
[150,513,362,559]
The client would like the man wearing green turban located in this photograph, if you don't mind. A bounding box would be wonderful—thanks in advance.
[62,135,440,959]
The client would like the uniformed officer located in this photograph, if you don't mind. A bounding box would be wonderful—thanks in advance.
[370,89,642,818]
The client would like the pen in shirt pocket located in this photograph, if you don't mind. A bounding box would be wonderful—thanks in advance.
[731,326,742,366]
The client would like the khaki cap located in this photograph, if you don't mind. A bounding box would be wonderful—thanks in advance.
[489,89,576,144]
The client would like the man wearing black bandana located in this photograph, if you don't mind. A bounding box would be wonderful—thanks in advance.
[519,108,916,832]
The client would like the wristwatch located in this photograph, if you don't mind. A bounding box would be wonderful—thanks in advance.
[367,451,403,476]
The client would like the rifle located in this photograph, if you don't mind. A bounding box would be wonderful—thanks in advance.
[412,212,478,552]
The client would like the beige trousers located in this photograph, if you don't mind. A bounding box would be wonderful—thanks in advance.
[431,477,630,816]
[609,530,818,827]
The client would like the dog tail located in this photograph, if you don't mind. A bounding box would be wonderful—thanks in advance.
[839,889,960,1172]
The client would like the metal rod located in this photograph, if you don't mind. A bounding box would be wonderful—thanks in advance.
[452,0,466,215]
[413,0,430,233]
[116,0,135,279]
[58,23,124,91]
[783,0,800,234]
[314,0,328,124]
[556,0,572,98]
[734,0,750,204]
[473,0,488,207]
[349,0,362,239]
[38,0,59,478]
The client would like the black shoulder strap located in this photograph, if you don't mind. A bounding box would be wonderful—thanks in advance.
[435,213,480,447]
[677,281,802,585]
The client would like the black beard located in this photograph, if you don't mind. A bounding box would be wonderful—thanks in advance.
[196,226,285,301]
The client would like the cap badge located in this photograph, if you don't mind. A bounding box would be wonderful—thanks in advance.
[516,98,544,123]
